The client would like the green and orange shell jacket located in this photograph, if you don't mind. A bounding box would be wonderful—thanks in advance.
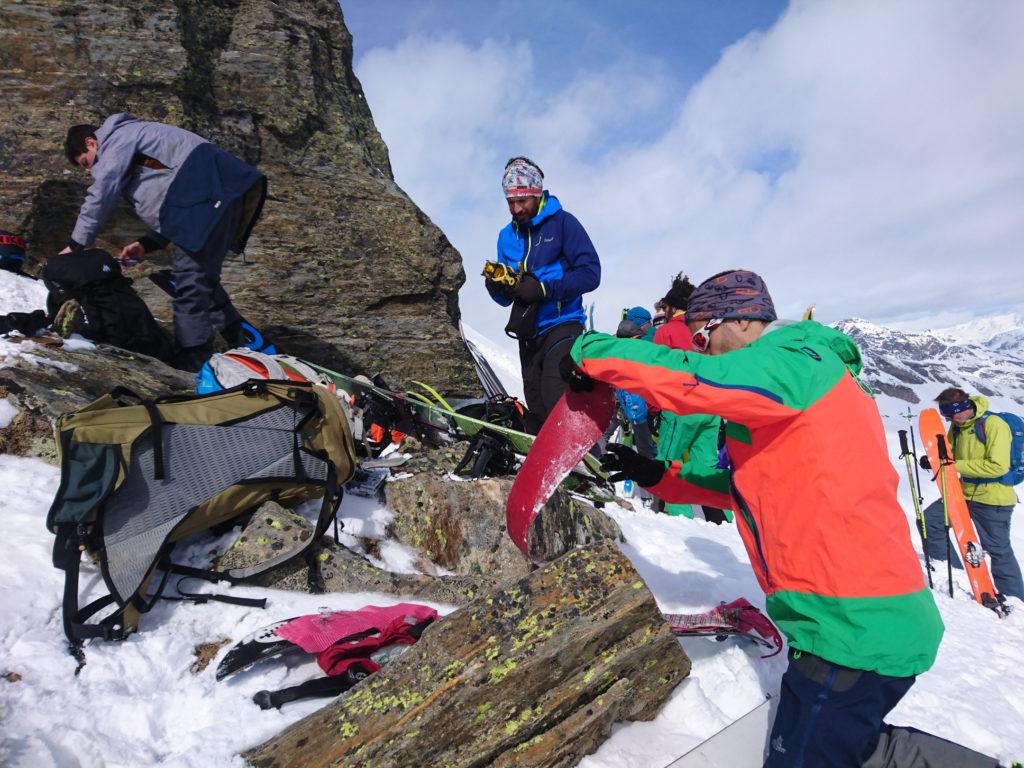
[571,320,944,677]
[950,396,1018,507]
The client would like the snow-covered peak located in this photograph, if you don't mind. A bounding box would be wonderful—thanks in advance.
[835,317,1024,410]
[932,313,1024,345]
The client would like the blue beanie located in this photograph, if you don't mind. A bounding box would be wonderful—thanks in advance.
[623,306,652,327]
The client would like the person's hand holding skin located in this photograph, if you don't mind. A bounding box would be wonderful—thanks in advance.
[117,241,145,266]
[558,353,594,392]
[599,443,668,487]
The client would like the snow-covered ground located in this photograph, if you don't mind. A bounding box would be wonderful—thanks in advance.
[2,270,1024,766]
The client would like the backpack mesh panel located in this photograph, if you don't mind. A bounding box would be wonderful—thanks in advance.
[102,405,327,602]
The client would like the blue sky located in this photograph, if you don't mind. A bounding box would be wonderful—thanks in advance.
[340,1,1024,344]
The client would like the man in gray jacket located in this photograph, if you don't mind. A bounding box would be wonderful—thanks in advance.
[63,113,267,371]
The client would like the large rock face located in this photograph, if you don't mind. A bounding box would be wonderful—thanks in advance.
[0,0,478,394]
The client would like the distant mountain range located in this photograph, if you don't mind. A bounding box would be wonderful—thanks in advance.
[464,314,1024,415]
[838,314,1024,408]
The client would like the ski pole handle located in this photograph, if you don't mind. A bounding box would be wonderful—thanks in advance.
[936,435,950,463]
[897,430,910,456]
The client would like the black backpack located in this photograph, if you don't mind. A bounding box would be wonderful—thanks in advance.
[42,249,175,363]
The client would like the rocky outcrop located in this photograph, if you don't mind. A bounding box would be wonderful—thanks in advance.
[242,541,691,768]
[384,443,623,581]
[0,0,477,394]
[216,502,489,607]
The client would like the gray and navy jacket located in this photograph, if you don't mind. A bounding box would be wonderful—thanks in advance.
[491,192,600,336]
[70,113,266,255]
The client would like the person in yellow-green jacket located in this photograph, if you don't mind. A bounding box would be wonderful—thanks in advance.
[921,388,1023,600]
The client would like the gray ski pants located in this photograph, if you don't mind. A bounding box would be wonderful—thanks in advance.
[170,198,244,349]
[863,725,998,767]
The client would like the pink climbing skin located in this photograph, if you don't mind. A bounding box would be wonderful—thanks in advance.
[274,603,439,654]
[506,383,617,561]
[664,598,784,657]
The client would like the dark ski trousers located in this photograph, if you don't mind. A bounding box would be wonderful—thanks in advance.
[764,650,914,768]
[170,198,244,350]
[921,499,1024,600]
[519,321,583,434]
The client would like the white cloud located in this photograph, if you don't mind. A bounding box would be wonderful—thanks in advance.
[355,0,1024,346]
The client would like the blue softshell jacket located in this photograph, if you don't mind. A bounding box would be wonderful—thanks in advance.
[492,192,600,336]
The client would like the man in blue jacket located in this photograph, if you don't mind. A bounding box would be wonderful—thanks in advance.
[486,157,600,432]
[62,114,267,371]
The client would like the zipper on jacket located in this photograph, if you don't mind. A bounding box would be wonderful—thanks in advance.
[523,226,533,272]
[730,473,772,587]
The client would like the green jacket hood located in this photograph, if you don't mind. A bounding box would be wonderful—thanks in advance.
[758,320,863,377]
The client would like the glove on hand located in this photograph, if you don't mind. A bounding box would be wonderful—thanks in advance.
[600,443,667,487]
[485,275,512,298]
[510,273,544,304]
[558,353,594,392]
[701,506,728,525]
[919,455,932,471]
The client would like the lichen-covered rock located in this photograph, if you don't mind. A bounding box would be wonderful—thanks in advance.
[385,469,624,581]
[242,540,691,768]
[0,0,477,394]
[215,501,489,606]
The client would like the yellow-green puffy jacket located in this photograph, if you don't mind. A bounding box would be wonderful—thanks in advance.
[951,396,1018,507]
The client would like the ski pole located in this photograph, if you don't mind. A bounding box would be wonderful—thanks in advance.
[898,430,933,589]
[936,434,955,598]
[906,411,925,507]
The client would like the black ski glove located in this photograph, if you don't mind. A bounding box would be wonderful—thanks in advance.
[701,506,728,525]
[600,443,667,487]
[919,455,932,471]
[558,353,594,392]
[485,275,512,298]
[510,273,545,304]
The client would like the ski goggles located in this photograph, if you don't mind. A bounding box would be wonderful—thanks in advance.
[691,318,724,353]
[939,399,973,418]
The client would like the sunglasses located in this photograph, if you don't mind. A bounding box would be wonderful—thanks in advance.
[692,318,724,353]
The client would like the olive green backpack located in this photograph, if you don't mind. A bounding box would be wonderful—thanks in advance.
[47,380,356,646]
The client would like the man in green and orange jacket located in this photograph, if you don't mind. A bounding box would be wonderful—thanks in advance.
[562,269,948,767]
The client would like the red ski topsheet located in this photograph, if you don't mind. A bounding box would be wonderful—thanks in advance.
[506,383,616,561]
[918,408,1000,606]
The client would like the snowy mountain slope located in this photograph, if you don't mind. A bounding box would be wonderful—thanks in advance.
[461,322,525,400]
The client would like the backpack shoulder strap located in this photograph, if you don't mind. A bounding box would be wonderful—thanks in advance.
[974,414,988,444]
[53,526,129,644]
